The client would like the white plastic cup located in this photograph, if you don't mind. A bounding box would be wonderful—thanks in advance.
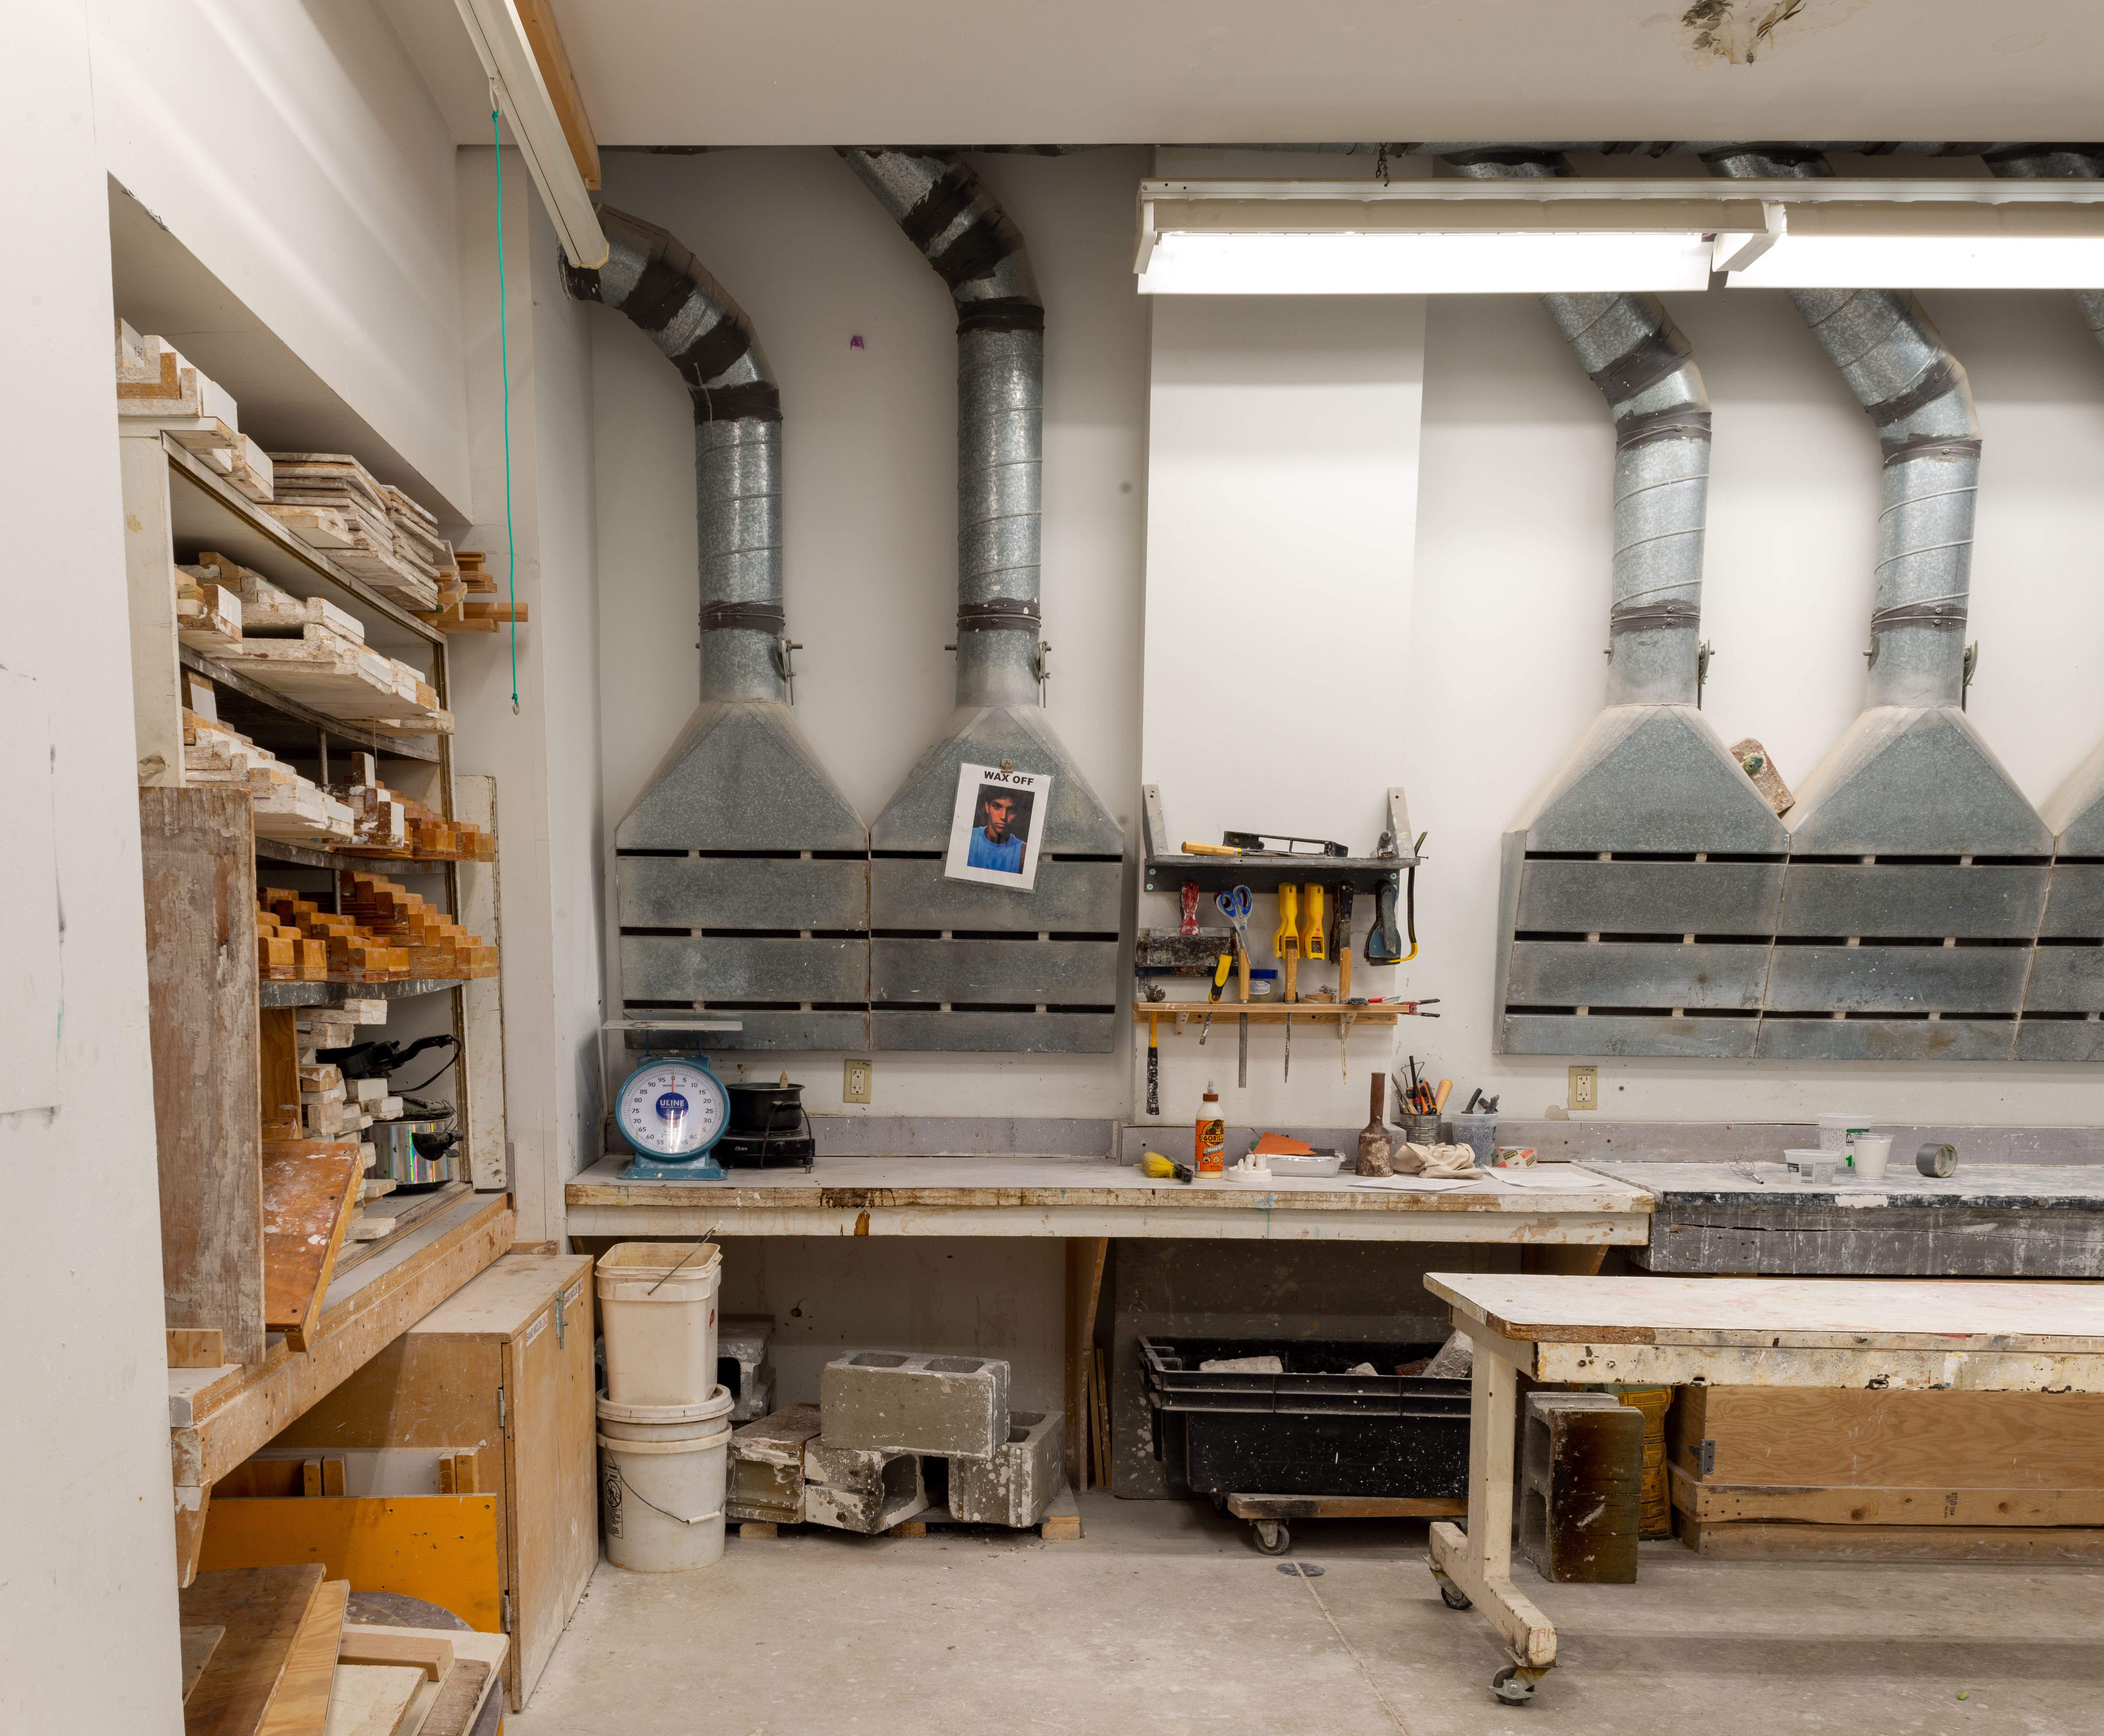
[1850,1135,1892,1182]
[1817,1112,1871,1157]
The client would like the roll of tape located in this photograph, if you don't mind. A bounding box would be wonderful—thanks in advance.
[1916,1142,1957,1179]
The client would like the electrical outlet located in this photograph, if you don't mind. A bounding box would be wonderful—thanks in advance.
[843,1058,873,1104]
[1568,1066,1597,1112]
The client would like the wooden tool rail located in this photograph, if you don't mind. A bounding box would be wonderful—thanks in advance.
[1133,1001,1412,1026]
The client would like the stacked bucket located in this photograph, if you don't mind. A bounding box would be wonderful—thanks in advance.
[596,1243,733,1572]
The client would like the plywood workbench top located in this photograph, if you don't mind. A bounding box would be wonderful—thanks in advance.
[1583,1160,2104,1209]
[563,1154,1653,1244]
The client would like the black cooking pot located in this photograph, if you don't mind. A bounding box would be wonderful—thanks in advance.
[726,1081,805,1136]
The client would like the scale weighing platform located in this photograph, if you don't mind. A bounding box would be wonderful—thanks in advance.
[615,1055,733,1181]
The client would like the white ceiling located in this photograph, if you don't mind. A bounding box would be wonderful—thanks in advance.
[429,1,2104,149]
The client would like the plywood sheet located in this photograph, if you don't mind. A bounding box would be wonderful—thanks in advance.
[1426,1273,2104,1350]
[182,1627,226,1702]
[259,1578,349,1736]
[199,1498,502,1634]
[1680,1519,2104,1562]
[262,1142,364,1350]
[323,1665,422,1736]
[179,1563,325,1736]
[143,785,264,1364]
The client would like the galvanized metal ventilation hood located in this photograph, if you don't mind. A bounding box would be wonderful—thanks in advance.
[838,149,1123,1054]
[566,205,871,1051]
[1464,152,1789,1059]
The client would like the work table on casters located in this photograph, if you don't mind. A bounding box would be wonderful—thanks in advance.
[563,1154,1654,1243]
[1421,1273,2104,1707]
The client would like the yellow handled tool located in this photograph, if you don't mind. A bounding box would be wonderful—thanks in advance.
[1199,952,1232,1044]
[1300,884,1326,963]
[1273,883,1300,1004]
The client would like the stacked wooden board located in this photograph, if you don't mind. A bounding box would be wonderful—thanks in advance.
[333,753,496,861]
[177,1565,504,1736]
[338,873,499,978]
[188,682,357,849]
[262,455,444,611]
[187,553,450,735]
[1669,1386,2104,1561]
[116,318,275,502]
[261,888,411,983]
[416,549,528,634]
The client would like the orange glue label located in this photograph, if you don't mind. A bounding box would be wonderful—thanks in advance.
[1195,1116,1226,1174]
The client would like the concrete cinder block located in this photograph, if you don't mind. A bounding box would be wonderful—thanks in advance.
[803,1438,928,1534]
[1518,1393,1641,1584]
[720,1315,774,1422]
[949,1408,1065,1527]
[727,1402,821,1524]
[819,1351,1011,1460]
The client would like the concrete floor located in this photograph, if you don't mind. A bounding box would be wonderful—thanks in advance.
[512,1495,2104,1736]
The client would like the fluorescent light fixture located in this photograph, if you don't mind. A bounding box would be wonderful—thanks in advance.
[1140,230,1714,295]
[454,0,608,269]
[1715,199,2104,288]
[1138,180,2104,296]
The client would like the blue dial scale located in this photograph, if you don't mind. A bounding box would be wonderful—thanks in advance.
[615,1055,731,1181]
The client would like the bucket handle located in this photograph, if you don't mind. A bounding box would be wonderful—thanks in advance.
[601,1459,726,1529]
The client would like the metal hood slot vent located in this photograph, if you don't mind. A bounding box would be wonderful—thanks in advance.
[571,205,871,1053]
[839,148,1123,1054]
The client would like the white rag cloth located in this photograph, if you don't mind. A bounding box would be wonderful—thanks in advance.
[1394,1141,1484,1179]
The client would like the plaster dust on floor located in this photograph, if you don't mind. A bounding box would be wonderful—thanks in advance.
[509,1493,2104,1735]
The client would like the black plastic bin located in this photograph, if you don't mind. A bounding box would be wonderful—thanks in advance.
[1141,1336,1469,1498]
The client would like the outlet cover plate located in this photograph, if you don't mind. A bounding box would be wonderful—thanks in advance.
[1568,1065,1597,1112]
[843,1058,873,1104]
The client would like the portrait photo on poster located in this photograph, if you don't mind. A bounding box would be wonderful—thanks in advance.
[943,762,1051,891]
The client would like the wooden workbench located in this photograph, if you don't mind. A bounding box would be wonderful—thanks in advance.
[563,1154,1654,1243]
[1420,1273,2104,1705]
[1586,1160,2104,1276]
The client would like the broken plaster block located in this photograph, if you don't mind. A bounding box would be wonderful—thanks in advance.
[949,1408,1065,1528]
[726,1403,820,1525]
[819,1350,1011,1461]
[803,1438,926,1534]
[719,1315,773,1422]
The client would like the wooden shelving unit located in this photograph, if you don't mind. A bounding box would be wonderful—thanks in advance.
[124,419,512,1588]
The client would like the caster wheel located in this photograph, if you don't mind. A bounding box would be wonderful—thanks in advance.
[1438,1580,1471,1610]
[1253,1520,1291,1555]
[1491,1666,1539,1705]
[1210,1493,1227,1513]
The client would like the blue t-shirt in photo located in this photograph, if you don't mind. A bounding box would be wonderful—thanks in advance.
[968,828,1025,873]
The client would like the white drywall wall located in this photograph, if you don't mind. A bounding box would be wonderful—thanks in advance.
[89,0,471,511]
[450,147,606,1241]
[1139,292,1428,1129]
[589,146,1149,1122]
[0,5,183,1727]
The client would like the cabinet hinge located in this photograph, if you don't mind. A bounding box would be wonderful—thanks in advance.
[501,1591,511,1632]
[498,1387,507,1427]
[554,1293,566,1347]
[1698,1439,1715,1476]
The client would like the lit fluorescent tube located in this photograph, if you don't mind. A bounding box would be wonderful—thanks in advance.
[1138,229,1715,295]
[1719,234,2104,289]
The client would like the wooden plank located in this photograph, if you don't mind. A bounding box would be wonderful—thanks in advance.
[1227,1493,1469,1521]
[199,1498,503,1635]
[263,1142,364,1351]
[452,776,506,1190]
[1667,1462,2104,1527]
[122,432,186,785]
[415,1658,492,1736]
[179,1564,326,1736]
[182,1627,226,1702]
[172,1196,514,1489]
[173,1329,230,1369]
[335,1632,452,1682]
[1667,1386,2104,1488]
[513,0,600,188]
[259,1578,349,1736]
[143,784,265,1365]
[177,1483,214,1588]
[1427,1272,2104,1351]
[322,1665,422,1736]
[1679,1518,2104,1562]
[260,1010,303,1142]
[330,1183,472,1278]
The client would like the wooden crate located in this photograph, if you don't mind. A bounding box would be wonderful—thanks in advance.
[263,1252,595,1709]
[1668,1385,2104,1560]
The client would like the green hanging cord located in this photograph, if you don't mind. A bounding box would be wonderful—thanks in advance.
[493,97,520,716]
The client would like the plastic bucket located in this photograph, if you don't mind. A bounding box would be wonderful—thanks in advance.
[599,1419,733,1572]
[1817,1111,1872,1156]
[598,1384,734,1444]
[597,1242,722,1408]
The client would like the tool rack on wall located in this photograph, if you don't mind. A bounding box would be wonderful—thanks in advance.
[123,423,516,1582]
